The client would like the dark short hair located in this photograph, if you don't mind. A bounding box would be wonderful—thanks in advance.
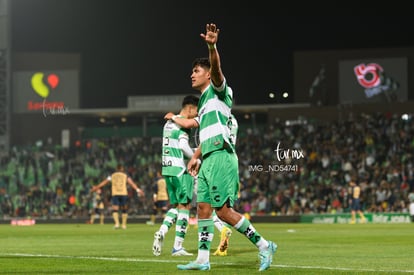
[192,57,210,70]
[182,95,199,107]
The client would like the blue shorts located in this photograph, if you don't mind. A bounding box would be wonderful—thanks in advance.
[111,195,128,206]
[155,200,168,209]
[351,198,361,211]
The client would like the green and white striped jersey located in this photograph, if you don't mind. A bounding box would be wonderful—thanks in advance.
[198,81,234,157]
[162,118,191,177]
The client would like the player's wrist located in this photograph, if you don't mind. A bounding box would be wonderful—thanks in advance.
[136,188,141,193]
[207,43,216,50]
[172,115,178,121]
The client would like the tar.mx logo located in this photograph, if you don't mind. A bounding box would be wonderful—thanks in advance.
[274,142,304,161]
[248,142,305,173]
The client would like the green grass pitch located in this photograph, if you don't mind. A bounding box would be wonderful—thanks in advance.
[1,222,413,274]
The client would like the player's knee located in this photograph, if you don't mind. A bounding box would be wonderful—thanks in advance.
[197,202,213,219]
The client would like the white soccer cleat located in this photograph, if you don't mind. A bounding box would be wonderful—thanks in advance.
[172,248,193,256]
[152,231,164,256]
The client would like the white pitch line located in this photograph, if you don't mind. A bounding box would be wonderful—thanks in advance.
[1,253,414,273]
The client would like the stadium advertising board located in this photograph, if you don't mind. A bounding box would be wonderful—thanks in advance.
[12,70,79,114]
[339,57,407,104]
[128,95,190,112]
[301,213,411,224]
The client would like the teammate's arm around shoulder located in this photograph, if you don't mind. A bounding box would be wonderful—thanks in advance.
[164,112,199,129]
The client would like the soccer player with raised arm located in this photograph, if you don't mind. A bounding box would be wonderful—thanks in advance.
[165,112,239,256]
[176,23,277,272]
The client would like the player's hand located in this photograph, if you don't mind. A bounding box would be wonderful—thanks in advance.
[164,112,175,120]
[200,23,219,46]
[136,188,145,197]
[187,158,201,176]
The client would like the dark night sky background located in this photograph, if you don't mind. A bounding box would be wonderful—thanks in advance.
[9,1,414,108]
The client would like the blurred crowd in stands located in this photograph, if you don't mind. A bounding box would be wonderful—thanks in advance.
[1,112,414,220]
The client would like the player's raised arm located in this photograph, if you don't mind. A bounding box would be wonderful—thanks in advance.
[200,23,224,88]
